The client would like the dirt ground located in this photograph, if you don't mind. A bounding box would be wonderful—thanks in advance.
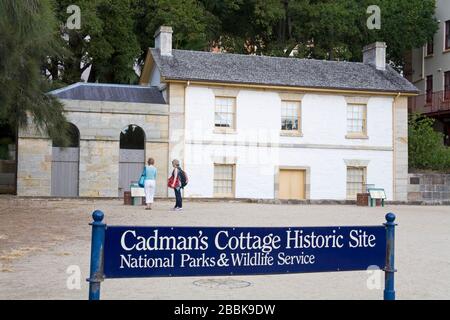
[0,196,449,300]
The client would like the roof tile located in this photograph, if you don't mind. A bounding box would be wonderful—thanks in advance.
[50,83,166,104]
[151,48,418,94]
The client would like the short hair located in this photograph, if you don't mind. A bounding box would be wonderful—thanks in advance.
[172,159,180,167]
[147,158,155,165]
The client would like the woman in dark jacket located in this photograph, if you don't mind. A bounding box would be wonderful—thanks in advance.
[169,159,183,211]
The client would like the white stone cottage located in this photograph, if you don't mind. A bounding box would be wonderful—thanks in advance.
[17,26,418,201]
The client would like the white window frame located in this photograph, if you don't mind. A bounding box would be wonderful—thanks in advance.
[280,100,302,136]
[213,164,235,198]
[214,96,236,133]
[346,103,367,139]
[346,166,366,200]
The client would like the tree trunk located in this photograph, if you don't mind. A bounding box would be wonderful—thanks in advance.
[88,64,97,83]
[49,57,59,81]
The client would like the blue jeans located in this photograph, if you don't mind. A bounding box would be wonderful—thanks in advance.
[174,187,182,208]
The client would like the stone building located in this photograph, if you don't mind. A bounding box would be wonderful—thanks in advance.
[17,83,169,197]
[17,26,418,201]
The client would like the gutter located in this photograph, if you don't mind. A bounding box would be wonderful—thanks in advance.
[161,77,419,97]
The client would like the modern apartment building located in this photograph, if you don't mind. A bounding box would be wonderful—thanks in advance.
[409,0,450,145]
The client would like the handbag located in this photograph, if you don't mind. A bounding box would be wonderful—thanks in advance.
[167,176,175,188]
[168,170,180,189]
[138,168,146,187]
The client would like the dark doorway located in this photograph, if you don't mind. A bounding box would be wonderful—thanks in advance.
[119,125,145,197]
[0,123,16,194]
[120,124,145,150]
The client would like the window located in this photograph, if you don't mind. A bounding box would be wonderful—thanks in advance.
[426,75,433,104]
[346,104,366,135]
[445,71,450,100]
[281,100,301,133]
[213,164,235,197]
[346,167,366,200]
[426,38,434,56]
[215,97,236,129]
[446,20,450,50]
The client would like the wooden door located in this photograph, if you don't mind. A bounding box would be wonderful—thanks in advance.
[51,147,79,197]
[279,169,305,200]
[119,149,145,197]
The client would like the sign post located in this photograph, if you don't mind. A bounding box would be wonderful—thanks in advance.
[87,211,396,300]
[87,210,105,300]
[383,212,397,300]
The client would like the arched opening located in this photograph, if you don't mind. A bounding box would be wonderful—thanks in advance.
[0,123,16,194]
[51,123,80,197]
[120,124,145,150]
[52,123,80,148]
[119,125,145,196]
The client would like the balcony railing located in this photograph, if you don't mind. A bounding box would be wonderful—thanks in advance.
[409,90,450,115]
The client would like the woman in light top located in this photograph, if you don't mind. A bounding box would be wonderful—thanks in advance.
[144,158,157,210]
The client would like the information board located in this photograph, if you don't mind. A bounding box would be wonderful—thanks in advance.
[103,225,386,278]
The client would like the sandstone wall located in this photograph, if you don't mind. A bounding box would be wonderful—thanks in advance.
[17,138,52,196]
[17,99,169,197]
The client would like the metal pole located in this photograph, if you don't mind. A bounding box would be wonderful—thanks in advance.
[383,212,396,300]
[87,210,106,300]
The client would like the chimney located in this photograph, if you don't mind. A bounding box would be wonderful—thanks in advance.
[362,42,386,71]
[154,26,173,56]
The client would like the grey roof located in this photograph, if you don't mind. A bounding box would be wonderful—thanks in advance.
[150,48,418,94]
[50,83,166,104]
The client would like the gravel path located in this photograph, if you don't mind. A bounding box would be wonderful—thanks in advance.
[0,196,449,300]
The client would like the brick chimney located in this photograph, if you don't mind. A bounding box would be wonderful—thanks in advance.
[154,26,173,56]
[363,42,387,71]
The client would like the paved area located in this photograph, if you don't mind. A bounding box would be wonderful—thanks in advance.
[0,196,449,300]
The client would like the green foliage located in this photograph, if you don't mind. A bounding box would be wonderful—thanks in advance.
[49,0,140,84]
[200,0,438,67]
[44,0,438,82]
[362,0,438,69]
[0,137,14,145]
[0,138,12,160]
[133,0,213,66]
[207,0,285,54]
[0,145,8,160]
[0,0,69,144]
[91,0,141,83]
[409,113,450,172]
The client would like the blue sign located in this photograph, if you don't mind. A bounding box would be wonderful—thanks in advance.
[103,225,386,278]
